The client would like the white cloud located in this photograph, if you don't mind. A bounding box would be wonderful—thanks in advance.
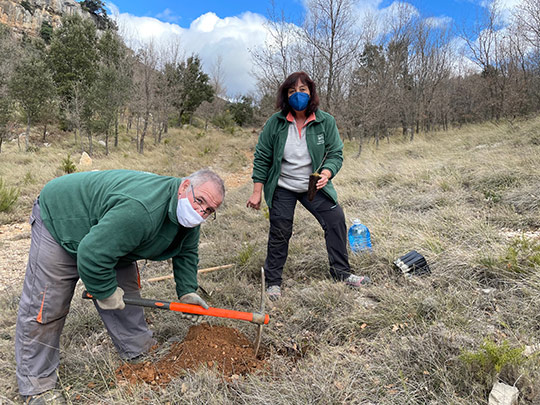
[155,8,181,24]
[182,12,268,96]
[106,3,268,96]
[449,36,481,75]
[478,0,521,23]
[480,0,520,10]
[351,1,422,42]
[425,16,453,29]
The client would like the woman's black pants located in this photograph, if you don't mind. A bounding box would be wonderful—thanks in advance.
[264,186,351,287]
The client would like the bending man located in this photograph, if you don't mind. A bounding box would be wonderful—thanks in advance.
[15,168,225,403]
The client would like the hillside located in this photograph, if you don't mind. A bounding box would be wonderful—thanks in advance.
[0,0,90,37]
[0,118,539,403]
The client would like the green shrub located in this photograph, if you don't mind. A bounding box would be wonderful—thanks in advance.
[23,171,35,185]
[211,111,235,130]
[0,178,19,212]
[235,242,255,266]
[460,339,524,384]
[503,237,540,272]
[479,237,540,276]
[40,20,53,43]
[60,154,77,174]
[198,146,211,157]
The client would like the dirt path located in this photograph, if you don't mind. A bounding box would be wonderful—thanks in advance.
[0,222,31,292]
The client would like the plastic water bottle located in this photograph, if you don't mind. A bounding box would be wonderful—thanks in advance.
[348,219,372,253]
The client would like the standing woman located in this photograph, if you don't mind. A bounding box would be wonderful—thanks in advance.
[246,71,370,300]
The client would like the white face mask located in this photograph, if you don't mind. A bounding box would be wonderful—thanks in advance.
[176,197,206,228]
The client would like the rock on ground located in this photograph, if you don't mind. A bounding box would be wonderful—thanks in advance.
[489,382,519,405]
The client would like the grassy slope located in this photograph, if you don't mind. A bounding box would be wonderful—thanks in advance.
[1,117,539,403]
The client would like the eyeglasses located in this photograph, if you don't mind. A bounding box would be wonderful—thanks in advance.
[191,185,216,221]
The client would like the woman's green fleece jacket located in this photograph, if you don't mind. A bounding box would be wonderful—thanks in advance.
[252,109,344,208]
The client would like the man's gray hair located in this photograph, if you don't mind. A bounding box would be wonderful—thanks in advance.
[187,169,226,200]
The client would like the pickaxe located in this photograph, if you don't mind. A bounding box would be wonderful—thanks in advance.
[82,267,269,356]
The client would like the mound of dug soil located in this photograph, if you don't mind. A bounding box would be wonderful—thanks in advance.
[116,324,265,385]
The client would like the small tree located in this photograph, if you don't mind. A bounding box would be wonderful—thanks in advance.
[0,25,17,153]
[79,0,116,30]
[40,21,53,44]
[169,55,214,124]
[48,14,99,153]
[94,29,132,154]
[9,56,56,151]
[48,14,98,103]
[229,96,255,127]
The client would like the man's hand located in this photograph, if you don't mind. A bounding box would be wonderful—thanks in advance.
[179,292,209,324]
[96,287,125,310]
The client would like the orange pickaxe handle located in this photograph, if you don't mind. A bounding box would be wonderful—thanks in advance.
[82,291,269,325]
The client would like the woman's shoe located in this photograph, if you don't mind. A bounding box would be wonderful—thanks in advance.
[344,274,371,287]
[266,285,282,301]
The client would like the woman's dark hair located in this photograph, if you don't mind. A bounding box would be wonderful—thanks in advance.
[276,71,320,117]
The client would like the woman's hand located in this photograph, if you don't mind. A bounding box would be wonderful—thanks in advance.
[316,169,332,190]
[246,192,262,210]
[247,183,264,210]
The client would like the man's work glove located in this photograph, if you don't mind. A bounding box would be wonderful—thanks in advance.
[96,287,125,310]
[179,292,209,324]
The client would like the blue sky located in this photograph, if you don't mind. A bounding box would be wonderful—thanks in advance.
[107,0,306,27]
[105,0,519,96]
[107,0,486,28]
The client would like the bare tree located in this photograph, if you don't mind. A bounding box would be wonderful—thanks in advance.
[133,41,158,154]
[251,0,303,93]
[513,0,540,111]
[155,39,184,136]
[514,0,540,50]
[196,55,228,132]
[461,0,507,120]
[409,19,452,133]
[302,0,360,112]
[210,54,227,98]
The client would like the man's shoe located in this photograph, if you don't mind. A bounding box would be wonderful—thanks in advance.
[23,389,66,405]
[266,285,281,301]
[125,352,151,364]
[344,274,371,287]
[124,338,159,363]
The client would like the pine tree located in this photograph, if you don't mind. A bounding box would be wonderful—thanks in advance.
[9,56,56,151]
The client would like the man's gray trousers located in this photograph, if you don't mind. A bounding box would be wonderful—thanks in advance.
[15,199,155,396]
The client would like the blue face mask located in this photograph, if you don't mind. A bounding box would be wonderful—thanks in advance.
[288,92,310,111]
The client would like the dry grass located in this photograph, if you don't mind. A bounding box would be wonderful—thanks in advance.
[1,116,540,403]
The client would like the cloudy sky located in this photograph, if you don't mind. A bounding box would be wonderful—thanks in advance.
[105,0,521,97]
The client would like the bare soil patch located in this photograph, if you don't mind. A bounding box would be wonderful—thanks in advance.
[116,323,266,386]
[0,222,31,291]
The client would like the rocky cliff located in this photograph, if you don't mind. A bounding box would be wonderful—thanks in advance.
[0,0,89,36]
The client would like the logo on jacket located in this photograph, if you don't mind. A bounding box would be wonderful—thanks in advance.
[317,134,324,145]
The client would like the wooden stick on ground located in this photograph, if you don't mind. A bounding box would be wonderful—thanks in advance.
[146,264,235,283]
